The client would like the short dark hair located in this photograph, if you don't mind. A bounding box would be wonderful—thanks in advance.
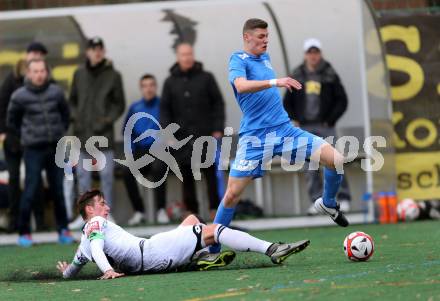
[26,58,49,71]
[77,189,104,219]
[26,41,48,55]
[243,18,268,34]
[140,73,156,82]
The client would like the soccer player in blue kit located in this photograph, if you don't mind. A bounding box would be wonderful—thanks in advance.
[209,18,349,254]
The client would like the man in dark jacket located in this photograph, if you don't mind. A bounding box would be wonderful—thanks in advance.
[68,37,125,229]
[161,43,225,217]
[121,74,168,225]
[7,58,73,247]
[0,41,48,232]
[283,38,352,214]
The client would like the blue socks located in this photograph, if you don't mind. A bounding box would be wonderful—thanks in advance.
[323,167,343,208]
[209,201,236,253]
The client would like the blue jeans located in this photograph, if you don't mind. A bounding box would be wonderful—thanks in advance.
[19,145,68,235]
[76,150,114,207]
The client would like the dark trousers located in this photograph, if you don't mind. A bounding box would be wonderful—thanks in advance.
[122,149,167,213]
[4,139,45,232]
[181,164,220,214]
[18,145,68,235]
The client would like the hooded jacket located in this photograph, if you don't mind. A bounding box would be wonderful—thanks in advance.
[69,59,125,148]
[7,79,69,147]
[283,60,347,127]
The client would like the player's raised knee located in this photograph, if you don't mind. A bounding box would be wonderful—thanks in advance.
[321,145,345,170]
[333,151,345,170]
[180,214,201,226]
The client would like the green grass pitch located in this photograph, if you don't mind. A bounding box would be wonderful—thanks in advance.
[1,220,439,301]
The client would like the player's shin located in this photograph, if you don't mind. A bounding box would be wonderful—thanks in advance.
[209,201,236,253]
[214,224,271,254]
[213,200,236,227]
[323,167,343,208]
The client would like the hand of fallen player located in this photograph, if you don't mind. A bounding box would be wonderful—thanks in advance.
[276,77,302,92]
[98,269,125,280]
[56,261,69,274]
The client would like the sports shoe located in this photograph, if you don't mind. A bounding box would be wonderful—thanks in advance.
[314,197,349,227]
[127,211,145,226]
[266,240,310,264]
[59,229,75,245]
[68,215,84,230]
[18,234,33,247]
[194,250,236,271]
[156,208,170,224]
[339,200,351,213]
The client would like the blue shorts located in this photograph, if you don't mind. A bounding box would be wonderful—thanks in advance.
[230,122,326,178]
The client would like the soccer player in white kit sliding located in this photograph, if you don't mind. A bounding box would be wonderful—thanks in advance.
[56,189,310,279]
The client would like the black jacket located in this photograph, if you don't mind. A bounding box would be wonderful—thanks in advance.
[283,60,347,127]
[69,59,125,148]
[7,80,70,147]
[160,62,225,140]
[0,61,26,152]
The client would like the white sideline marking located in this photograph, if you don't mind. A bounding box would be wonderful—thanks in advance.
[0,214,365,246]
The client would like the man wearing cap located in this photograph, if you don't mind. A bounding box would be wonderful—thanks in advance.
[0,41,49,232]
[68,37,125,229]
[283,38,352,215]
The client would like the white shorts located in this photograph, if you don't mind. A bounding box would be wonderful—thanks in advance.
[142,224,203,272]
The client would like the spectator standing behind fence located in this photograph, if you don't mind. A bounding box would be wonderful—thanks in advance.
[7,58,74,247]
[283,38,352,214]
[0,42,49,233]
[68,37,125,230]
[161,43,225,219]
[121,74,169,226]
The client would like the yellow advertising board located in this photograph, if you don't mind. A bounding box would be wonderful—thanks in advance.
[380,16,440,200]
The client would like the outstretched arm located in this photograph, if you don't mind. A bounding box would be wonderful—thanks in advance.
[57,261,82,279]
[233,77,302,94]
[90,238,124,280]
[83,216,124,280]
[57,247,89,279]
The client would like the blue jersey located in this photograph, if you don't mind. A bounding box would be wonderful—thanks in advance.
[228,51,290,134]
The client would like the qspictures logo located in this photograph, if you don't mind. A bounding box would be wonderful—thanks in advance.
[55,114,387,189]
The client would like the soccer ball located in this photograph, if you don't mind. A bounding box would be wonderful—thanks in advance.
[397,198,420,221]
[343,231,374,262]
[166,200,186,221]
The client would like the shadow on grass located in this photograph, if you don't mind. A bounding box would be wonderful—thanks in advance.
[0,269,99,282]
[0,262,278,283]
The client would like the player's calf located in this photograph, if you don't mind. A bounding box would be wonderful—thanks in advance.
[200,224,310,265]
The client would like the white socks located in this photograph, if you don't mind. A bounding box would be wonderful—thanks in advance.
[214,225,272,254]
